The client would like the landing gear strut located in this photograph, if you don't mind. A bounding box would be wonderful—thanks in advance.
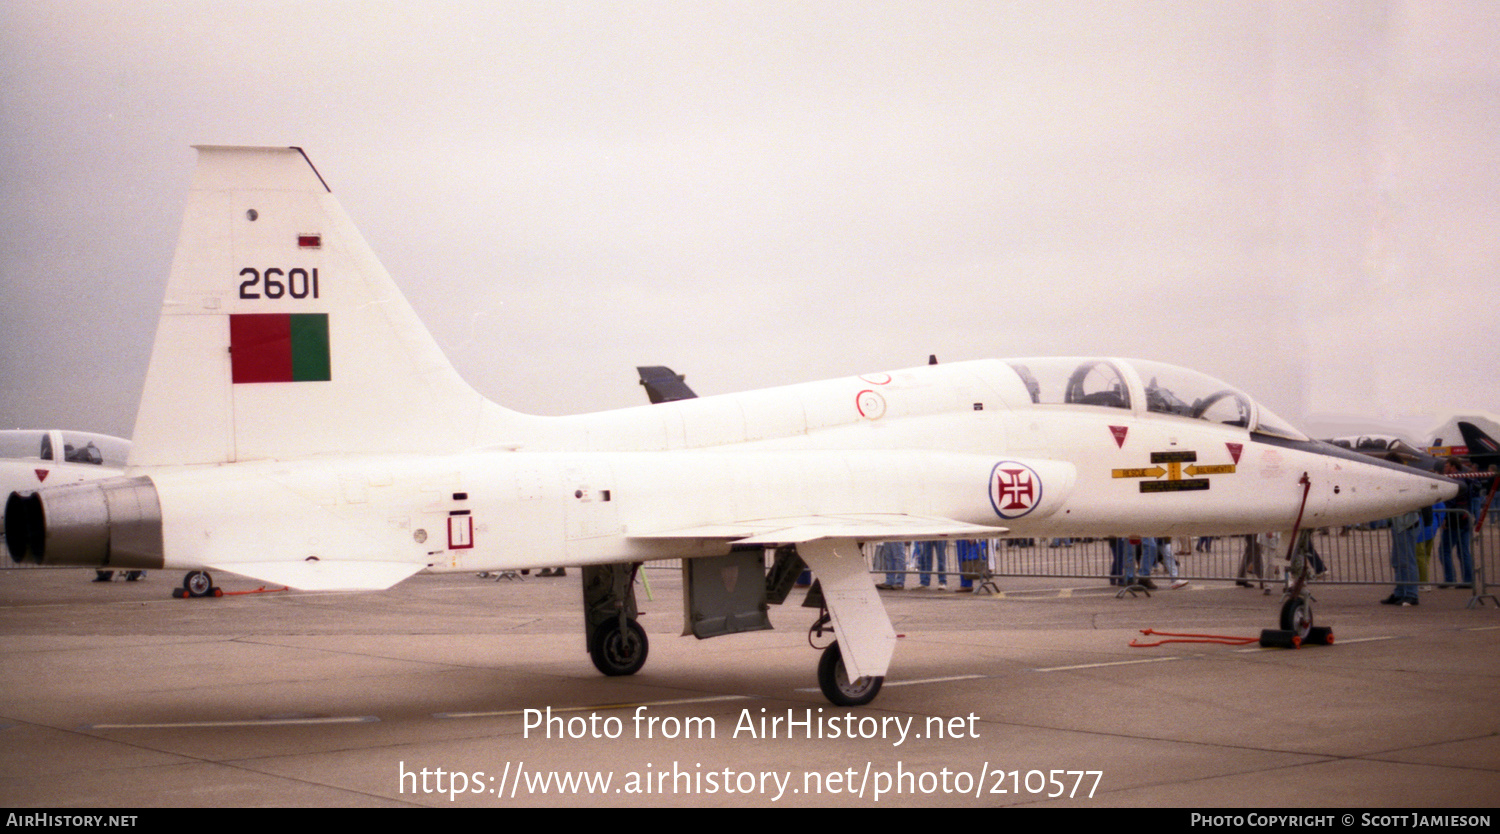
[582,562,648,677]
[805,579,886,707]
[1261,473,1333,648]
[797,539,896,707]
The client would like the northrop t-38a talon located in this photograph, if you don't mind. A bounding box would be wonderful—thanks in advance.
[5,147,1458,706]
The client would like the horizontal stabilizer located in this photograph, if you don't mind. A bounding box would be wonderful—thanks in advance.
[632,514,1008,545]
[205,560,424,592]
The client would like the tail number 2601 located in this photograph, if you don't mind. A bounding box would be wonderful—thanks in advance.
[238,268,320,300]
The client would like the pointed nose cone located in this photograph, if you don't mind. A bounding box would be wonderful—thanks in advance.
[1302,439,1458,526]
[1435,472,1461,503]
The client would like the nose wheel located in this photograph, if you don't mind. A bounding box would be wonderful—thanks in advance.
[1279,596,1313,640]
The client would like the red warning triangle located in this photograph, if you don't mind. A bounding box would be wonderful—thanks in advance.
[1109,426,1128,448]
[35,469,49,482]
[1226,442,1243,464]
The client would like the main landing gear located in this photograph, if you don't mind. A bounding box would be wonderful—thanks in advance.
[579,545,892,708]
[817,641,883,707]
[806,586,885,707]
[582,562,648,677]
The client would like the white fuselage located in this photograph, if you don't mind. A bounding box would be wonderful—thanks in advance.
[136,358,1452,578]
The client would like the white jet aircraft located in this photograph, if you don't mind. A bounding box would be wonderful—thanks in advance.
[0,431,135,580]
[5,147,1458,706]
[0,430,130,493]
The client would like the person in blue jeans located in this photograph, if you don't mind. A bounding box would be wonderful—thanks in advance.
[1377,511,1421,606]
[955,538,988,591]
[913,540,949,589]
[876,540,907,590]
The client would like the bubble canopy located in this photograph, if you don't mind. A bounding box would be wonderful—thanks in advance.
[0,430,132,468]
[1003,358,1307,442]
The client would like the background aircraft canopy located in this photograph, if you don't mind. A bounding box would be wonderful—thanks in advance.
[0,430,131,468]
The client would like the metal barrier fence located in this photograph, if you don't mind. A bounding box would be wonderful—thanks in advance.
[866,514,1496,603]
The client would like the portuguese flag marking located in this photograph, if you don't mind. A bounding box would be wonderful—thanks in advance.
[230,313,331,384]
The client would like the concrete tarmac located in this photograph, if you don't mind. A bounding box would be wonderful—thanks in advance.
[1,565,1497,808]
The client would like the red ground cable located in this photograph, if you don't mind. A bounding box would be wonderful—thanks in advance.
[1128,628,1261,647]
[216,586,289,596]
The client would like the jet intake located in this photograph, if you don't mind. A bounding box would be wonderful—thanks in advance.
[5,476,163,569]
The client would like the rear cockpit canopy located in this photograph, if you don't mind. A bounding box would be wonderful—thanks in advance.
[1003,358,1307,441]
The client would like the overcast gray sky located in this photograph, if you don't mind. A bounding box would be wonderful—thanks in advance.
[2,1,1496,442]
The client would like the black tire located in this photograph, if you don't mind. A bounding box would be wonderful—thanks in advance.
[184,571,212,598]
[590,618,648,677]
[1279,597,1313,640]
[817,642,883,707]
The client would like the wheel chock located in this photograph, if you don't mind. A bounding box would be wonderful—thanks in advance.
[1302,626,1334,646]
[1258,629,1301,649]
[171,585,226,599]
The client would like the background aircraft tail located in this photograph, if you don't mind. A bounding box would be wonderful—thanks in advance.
[130,146,504,467]
[636,365,698,404]
[1458,421,1500,466]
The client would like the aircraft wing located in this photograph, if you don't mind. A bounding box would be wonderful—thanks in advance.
[630,513,1008,545]
[203,560,425,592]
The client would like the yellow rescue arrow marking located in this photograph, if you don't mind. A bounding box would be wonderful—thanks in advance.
[1113,466,1166,479]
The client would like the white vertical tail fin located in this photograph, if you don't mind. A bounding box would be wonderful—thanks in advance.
[129,146,504,467]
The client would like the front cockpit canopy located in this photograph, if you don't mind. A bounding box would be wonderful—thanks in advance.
[1008,359,1131,409]
[1004,358,1307,441]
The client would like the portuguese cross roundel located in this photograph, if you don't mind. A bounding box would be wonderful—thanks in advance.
[989,460,1043,519]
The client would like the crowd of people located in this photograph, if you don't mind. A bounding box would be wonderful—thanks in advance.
[875,539,989,591]
[1379,457,1491,606]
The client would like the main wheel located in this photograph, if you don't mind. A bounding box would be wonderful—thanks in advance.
[590,618,648,677]
[184,570,212,598]
[817,642,883,707]
[1279,597,1313,640]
